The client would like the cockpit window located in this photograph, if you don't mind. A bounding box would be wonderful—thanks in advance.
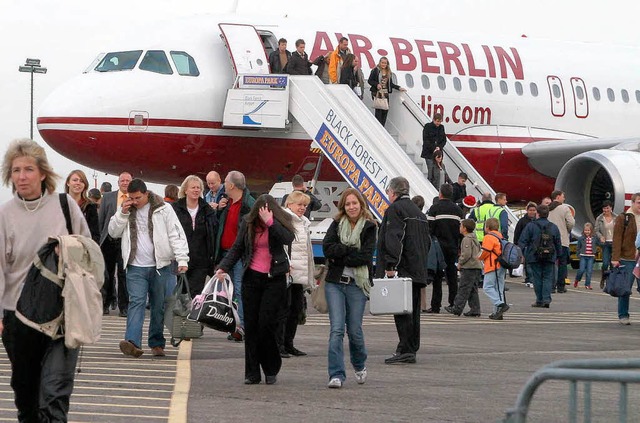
[139,50,173,75]
[95,51,142,72]
[170,51,200,76]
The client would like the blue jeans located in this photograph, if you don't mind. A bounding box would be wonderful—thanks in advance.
[222,251,244,327]
[482,267,506,312]
[601,242,613,272]
[529,262,554,304]
[617,260,638,319]
[325,281,367,382]
[125,265,174,349]
[576,256,595,286]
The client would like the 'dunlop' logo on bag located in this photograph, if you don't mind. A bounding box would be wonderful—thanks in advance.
[381,287,389,297]
[206,305,234,325]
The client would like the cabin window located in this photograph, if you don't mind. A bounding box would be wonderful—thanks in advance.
[469,78,477,92]
[437,76,446,90]
[515,81,523,96]
[421,75,430,89]
[500,80,508,95]
[636,90,640,103]
[95,50,142,72]
[453,77,462,91]
[170,51,200,76]
[592,87,601,101]
[484,79,493,93]
[552,84,561,98]
[621,89,629,103]
[139,50,173,75]
[575,85,585,100]
[530,82,538,97]
[607,88,615,102]
[405,74,414,88]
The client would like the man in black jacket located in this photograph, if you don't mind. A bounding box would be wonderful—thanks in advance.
[421,113,446,176]
[280,174,322,219]
[514,202,537,287]
[268,38,291,74]
[376,177,430,364]
[426,184,464,313]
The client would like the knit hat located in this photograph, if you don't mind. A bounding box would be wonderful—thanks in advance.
[462,195,477,208]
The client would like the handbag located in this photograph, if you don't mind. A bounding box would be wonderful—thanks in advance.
[372,92,389,110]
[311,265,328,314]
[188,275,240,333]
[164,274,203,347]
[353,86,362,97]
[604,266,634,297]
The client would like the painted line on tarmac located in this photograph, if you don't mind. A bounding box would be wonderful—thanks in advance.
[168,340,192,423]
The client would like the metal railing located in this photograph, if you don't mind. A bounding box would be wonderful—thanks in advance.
[504,358,640,423]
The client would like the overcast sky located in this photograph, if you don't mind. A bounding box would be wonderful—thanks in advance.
[1,0,639,202]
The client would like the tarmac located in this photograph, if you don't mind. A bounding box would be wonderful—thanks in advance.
[1,271,640,422]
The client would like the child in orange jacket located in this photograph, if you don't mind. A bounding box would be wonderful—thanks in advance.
[480,218,509,320]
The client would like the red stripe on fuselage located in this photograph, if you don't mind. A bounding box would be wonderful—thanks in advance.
[37,117,224,129]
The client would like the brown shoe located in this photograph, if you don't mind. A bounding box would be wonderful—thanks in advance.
[119,340,143,358]
[151,346,166,357]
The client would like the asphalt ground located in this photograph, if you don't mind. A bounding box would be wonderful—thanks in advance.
[0,270,639,422]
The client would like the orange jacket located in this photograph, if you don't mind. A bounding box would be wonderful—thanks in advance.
[328,46,351,84]
[479,230,502,273]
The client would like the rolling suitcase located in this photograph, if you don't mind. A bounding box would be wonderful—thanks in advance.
[369,277,412,315]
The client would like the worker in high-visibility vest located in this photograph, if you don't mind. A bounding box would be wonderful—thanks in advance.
[469,193,503,241]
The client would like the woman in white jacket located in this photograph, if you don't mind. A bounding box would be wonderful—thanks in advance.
[278,191,314,357]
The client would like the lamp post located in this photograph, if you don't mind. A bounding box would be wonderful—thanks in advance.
[18,58,47,139]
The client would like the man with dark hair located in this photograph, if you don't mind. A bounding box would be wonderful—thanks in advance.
[426,183,464,313]
[514,202,538,287]
[281,174,322,219]
[100,181,112,193]
[518,205,562,308]
[269,38,291,74]
[494,193,510,240]
[451,172,467,206]
[215,171,256,340]
[547,190,574,293]
[421,113,446,177]
[612,193,640,325]
[98,171,132,316]
[109,178,189,358]
[377,177,430,364]
[286,39,312,75]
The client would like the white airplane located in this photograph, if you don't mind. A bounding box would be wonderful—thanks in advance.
[37,13,640,230]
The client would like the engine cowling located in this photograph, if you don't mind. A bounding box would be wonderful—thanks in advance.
[555,149,640,236]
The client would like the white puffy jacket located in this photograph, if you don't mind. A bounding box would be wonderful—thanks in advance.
[285,209,314,286]
[108,193,189,269]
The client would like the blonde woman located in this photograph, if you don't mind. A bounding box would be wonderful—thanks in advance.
[367,56,406,126]
[278,191,314,357]
[171,175,217,297]
[65,169,100,242]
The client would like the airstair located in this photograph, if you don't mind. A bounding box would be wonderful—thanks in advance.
[222,74,516,235]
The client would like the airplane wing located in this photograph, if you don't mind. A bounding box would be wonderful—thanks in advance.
[522,137,640,177]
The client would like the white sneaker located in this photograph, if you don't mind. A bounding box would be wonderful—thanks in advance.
[355,368,367,385]
[328,377,342,388]
[620,317,631,325]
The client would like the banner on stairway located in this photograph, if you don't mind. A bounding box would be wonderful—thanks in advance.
[315,123,389,220]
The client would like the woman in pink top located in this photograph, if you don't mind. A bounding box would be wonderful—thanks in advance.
[216,195,295,385]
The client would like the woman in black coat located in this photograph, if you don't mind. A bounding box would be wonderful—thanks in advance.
[65,169,100,242]
[216,194,295,385]
[172,175,217,297]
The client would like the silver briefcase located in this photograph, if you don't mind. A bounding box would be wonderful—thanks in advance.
[369,277,413,315]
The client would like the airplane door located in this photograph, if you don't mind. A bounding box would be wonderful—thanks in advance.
[546,76,565,117]
[570,77,589,118]
[218,23,269,76]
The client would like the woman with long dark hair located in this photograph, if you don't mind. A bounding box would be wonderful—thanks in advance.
[215,194,295,385]
[65,169,100,242]
[339,53,358,89]
[322,188,377,389]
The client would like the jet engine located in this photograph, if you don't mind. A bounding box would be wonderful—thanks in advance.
[555,149,640,236]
